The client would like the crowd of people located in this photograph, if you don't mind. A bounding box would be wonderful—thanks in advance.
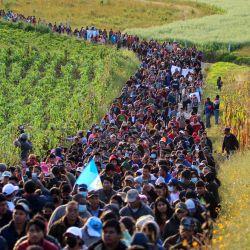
[0,10,139,47]
[0,8,240,250]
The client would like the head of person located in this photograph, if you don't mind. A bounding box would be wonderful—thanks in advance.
[141,221,160,244]
[168,178,180,193]
[1,171,12,185]
[120,216,135,236]
[179,217,195,240]
[180,169,192,184]
[85,216,102,238]
[13,202,30,225]
[50,187,62,206]
[42,202,55,221]
[132,152,140,163]
[2,183,18,200]
[105,163,115,177]
[159,164,168,178]
[87,191,100,210]
[125,189,141,209]
[155,183,168,198]
[195,180,206,196]
[142,164,151,179]
[64,226,84,249]
[110,194,123,209]
[24,180,36,195]
[0,194,7,216]
[154,197,172,219]
[224,127,230,135]
[65,201,79,224]
[102,219,122,248]
[124,175,135,188]
[175,202,189,220]
[102,177,113,191]
[26,218,46,245]
[130,232,149,250]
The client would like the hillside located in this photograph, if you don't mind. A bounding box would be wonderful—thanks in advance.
[0,0,219,30]
[127,0,250,51]
[0,22,139,163]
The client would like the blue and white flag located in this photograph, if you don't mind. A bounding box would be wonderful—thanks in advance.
[75,159,102,191]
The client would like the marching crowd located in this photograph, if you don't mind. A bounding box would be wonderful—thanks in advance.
[0,9,240,250]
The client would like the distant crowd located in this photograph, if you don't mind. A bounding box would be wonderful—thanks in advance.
[0,9,240,250]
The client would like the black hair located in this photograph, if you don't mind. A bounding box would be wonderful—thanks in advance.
[26,218,46,234]
[154,197,173,226]
[24,180,36,194]
[120,216,135,236]
[143,164,152,171]
[102,176,113,184]
[196,180,205,188]
[102,219,122,235]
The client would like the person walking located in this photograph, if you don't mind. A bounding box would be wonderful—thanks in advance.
[204,97,214,128]
[213,95,220,125]
[222,127,239,158]
[217,76,223,91]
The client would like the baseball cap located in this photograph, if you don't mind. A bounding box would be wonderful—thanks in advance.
[66,227,82,238]
[76,167,83,173]
[78,184,88,192]
[2,171,11,178]
[185,199,196,213]
[125,189,139,203]
[2,183,19,196]
[86,217,102,237]
[160,137,166,143]
[125,176,134,183]
[180,217,195,231]
[175,202,188,213]
[15,202,30,214]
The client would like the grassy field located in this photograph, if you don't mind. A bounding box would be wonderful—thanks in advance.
[212,150,250,250]
[202,63,250,249]
[0,0,218,31]
[204,62,250,149]
[127,0,250,51]
[0,22,139,163]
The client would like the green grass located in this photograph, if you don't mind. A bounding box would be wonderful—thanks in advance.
[127,0,250,51]
[0,21,139,163]
[212,150,250,250]
[203,62,250,249]
[0,0,218,31]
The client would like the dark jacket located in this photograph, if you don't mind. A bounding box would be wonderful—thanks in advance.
[198,191,218,219]
[0,220,26,250]
[163,214,180,239]
[0,210,12,228]
[89,239,127,250]
[164,233,201,250]
[48,216,84,246]
[22,193,46,216]
[119,202,154,220]
[97,188,116,204]
[222,134,239,153]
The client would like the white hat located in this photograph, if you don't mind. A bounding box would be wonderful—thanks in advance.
[2,171,11,178]
[86,217,102,237]
[2,183,19,196]
[185,199,196,214]
[76,167,83,173]
[66,227,82,238]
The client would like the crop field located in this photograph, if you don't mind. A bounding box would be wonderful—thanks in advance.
[0,22,138,163]
[0,0,219,31]
[127,0,250,51]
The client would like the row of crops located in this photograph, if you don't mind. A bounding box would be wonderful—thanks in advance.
[0,22,138,163]
[205,62,250,149]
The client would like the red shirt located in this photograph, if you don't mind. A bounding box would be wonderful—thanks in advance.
[16,239,58,250]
